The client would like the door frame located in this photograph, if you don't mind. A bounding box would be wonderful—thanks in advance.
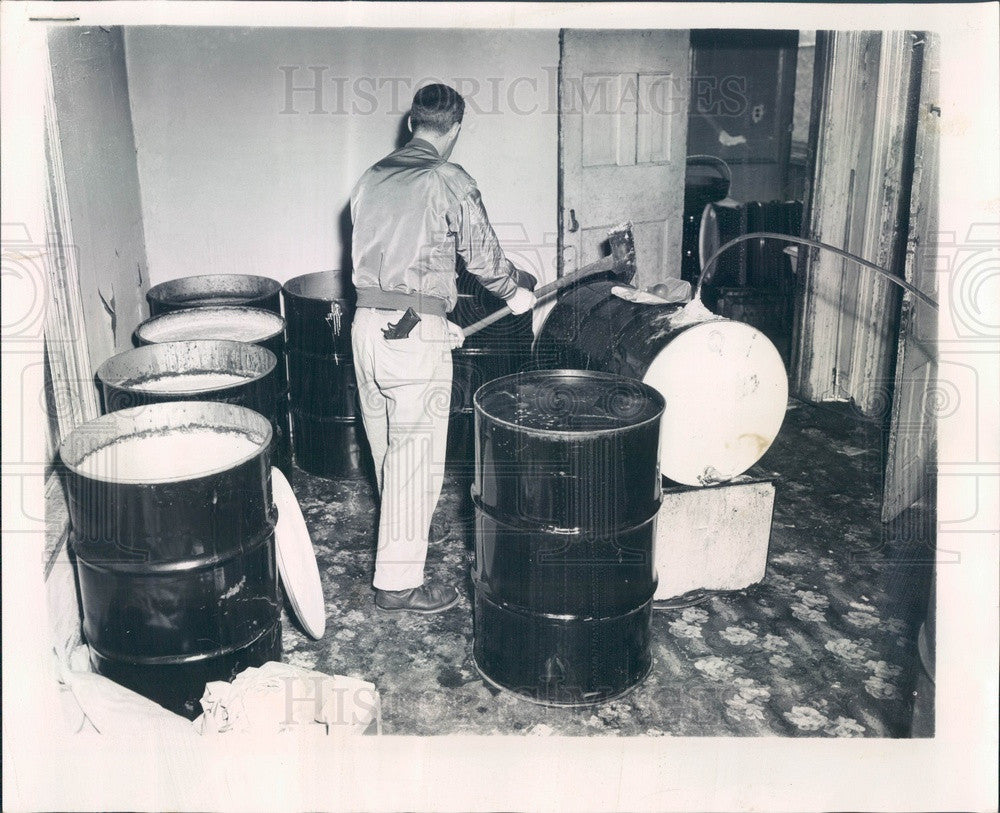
[557,29,567,278]
[790,30,923,417]
[882,32,938,522]
[43,38,102,446]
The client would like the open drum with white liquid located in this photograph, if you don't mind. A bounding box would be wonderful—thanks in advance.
[59,401,281,718]
[134,306,291,475]
[96,339,287,477]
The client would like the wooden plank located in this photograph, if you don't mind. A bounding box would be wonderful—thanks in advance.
[831,36,880,403]
[849,31,919,416]
[792,31,881,403]
[792,31,922,418]
[882,32,939,522]
[42,41,101,437]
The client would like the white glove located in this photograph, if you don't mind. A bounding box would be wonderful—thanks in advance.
[506,287,537,316]
[446,321,465,349]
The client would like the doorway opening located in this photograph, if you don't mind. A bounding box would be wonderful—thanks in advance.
[682,29,814,365]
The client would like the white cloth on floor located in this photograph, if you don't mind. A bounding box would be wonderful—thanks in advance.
[193,661,380,737]
[62,669,196,738]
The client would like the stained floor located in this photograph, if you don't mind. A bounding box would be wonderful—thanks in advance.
[281,400,935,737]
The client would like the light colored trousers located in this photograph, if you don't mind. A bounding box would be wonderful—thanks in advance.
[351,307,453,591]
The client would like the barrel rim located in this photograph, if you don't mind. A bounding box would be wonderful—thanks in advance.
[146,273,281,304]
[59,400,273,485]
[96,339,278,396]
[474,588,656,624]
[135,305,286,346]
[530,278,684,360]
[281,269,354,303]
[472,369,665,437]
[452,344,532,357]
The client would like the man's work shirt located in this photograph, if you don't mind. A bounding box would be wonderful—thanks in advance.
[350,137,521,316]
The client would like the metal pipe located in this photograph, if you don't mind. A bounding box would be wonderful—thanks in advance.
[696,231,940,311]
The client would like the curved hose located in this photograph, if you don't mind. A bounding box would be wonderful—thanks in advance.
[696,231,939,312]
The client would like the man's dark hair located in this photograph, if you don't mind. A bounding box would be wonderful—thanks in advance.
[409,84,465,135]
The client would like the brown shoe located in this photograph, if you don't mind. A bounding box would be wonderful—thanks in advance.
[374,582,460,614]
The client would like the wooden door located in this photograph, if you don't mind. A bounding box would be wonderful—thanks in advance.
[559,30,690,288]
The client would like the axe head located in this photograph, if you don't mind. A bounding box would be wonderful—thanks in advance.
[607,222,637,285]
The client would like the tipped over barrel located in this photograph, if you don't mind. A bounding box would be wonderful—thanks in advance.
[472,370,663,705]
[534,279,788,486]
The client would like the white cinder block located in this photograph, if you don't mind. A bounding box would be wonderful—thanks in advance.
[654,477,775,600]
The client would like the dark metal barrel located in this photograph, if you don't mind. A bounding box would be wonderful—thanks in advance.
[447,346,529,469]
[472,370,664,705]
[286,349,365,478]
[282,271,366,479]
[59,401,281,719]
[95,340,285,474]
[446,270,534,466]
[146,274,282,317]
[134,307,291,476]
[134,306,287,383]
[533,278,788,487]
[282,270,354,354]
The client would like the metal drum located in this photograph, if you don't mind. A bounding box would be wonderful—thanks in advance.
[698,200,745,298]
[534,279,788,487]
[681,155,732,285]
[286,351,365,478]
[448,345,532,467]
[446,270,534,466]
[134,307,290,475]
[95,340,286,475]
[472,370,664,705]
[281,271,365,479]
[59,401,281,719]
[146,274,282,317]
[282,270,354,354]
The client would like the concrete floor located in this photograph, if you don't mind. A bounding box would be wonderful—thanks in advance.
[281,400,935,737]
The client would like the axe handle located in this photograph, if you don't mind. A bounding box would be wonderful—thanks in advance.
[461,254,616,339]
